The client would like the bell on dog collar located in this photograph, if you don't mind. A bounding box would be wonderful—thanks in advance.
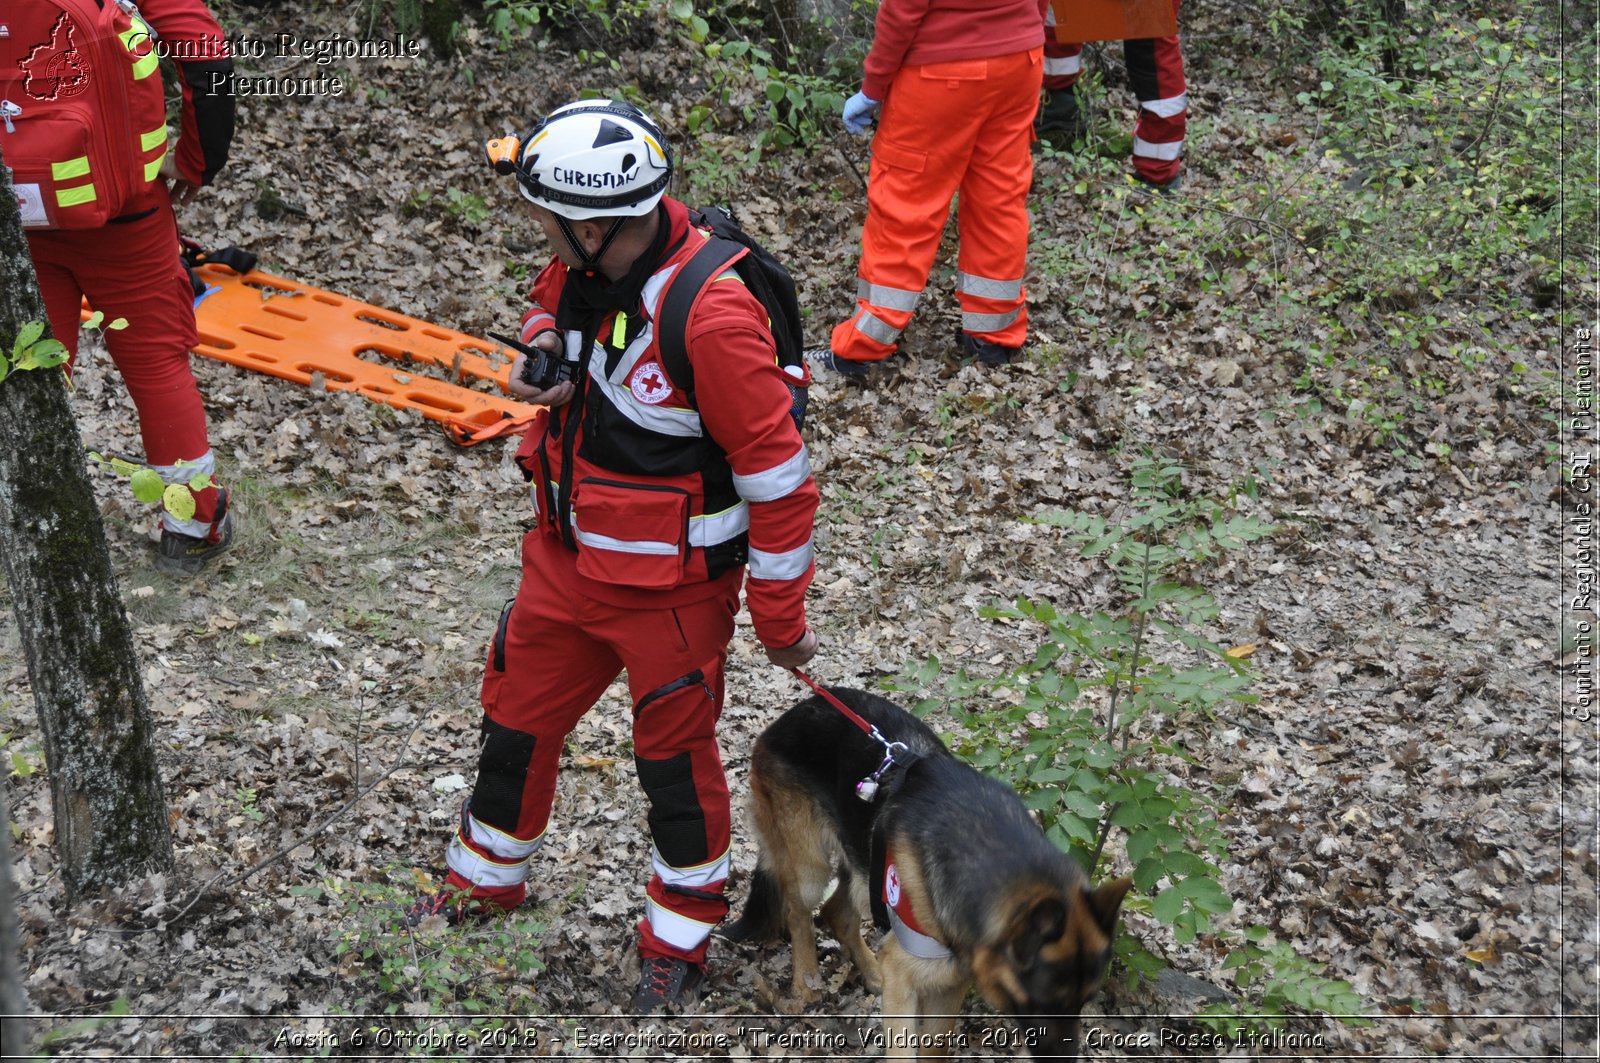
[855,778,879,801]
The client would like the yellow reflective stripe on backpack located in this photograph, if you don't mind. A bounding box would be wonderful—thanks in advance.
[120,27,160,79]
[52,156,90,180]
[56,183,96,207]
[139,126,168,182]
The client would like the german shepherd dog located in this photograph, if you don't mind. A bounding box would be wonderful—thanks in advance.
[723,688,1131,1060]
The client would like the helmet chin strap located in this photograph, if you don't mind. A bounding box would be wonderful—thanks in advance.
[555,214,628,275]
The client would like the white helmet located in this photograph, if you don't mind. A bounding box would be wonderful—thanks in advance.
[511,99,673,220]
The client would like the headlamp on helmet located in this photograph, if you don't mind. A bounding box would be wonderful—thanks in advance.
[486,99,673,220]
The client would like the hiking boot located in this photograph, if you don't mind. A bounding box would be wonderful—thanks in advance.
[1036,88,1086,145]
[805,347,874,380]
[1131,172,1184,198]
[155,488,234,576]
[402,885,507,928]
[957,333,1020,367]
[631,955,705,1014]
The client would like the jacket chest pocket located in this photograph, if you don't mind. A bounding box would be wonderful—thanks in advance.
[572,478,690,590]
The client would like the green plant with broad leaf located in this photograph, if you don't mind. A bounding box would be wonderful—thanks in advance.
[318,874,549,1023]
[669,0,872,155]
[3,312,124,383]
[85,453,217,523]
[5,316,217,519]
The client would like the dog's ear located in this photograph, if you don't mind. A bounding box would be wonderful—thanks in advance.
[1009,896,1067,969]
[1086,877,1133,936]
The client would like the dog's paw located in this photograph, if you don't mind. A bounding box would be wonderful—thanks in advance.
[855,955,883,995]
[785,976,820,1010]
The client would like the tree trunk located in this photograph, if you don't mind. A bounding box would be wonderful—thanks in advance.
[0,151,174,900]
[0,780,28,1051]
[1378,0,1405,78]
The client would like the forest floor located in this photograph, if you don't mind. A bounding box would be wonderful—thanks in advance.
[2,1,1594,1059]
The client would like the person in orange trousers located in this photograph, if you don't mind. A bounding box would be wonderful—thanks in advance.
[809,0,1048,377]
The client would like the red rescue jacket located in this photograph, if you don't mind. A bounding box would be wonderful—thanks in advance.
[862,0,1049,101]
[514,198,818,650]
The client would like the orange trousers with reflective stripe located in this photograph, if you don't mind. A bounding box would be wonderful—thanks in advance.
[831,46,1043,364]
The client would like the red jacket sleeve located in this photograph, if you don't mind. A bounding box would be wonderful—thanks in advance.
[862,0,930,101]
[138,0,233,186]
[511,260,568,477]
[519,260,566,343]
[862,0,1049,99]
[688,278,818,650]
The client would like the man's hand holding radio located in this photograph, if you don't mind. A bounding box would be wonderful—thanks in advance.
[501,329,577,406]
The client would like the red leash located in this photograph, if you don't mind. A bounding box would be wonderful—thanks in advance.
[790,667,877,735]
[790,668,909,802]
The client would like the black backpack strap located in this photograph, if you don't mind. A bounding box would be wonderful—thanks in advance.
[656,235,747,405]
[201,246,259,275]
[180,238,259,297]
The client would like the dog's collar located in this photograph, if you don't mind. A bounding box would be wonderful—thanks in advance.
[856,746,921,802]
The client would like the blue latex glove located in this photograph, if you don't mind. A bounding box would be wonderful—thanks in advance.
[842,93,881,135]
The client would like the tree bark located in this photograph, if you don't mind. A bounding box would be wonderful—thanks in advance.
[0,780,28,1050]
[0,150,174,900]
[1377,0,1405,78]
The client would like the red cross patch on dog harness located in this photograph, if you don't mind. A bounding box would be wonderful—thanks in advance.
[884,853,953,960]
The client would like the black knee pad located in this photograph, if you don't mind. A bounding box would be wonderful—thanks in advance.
[634,751,707,868]
[1124,37,1160,100]
[470,716,538,833]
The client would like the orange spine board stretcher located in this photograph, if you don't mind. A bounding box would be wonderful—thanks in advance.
[82,263,541,446]
[1050,0,1178,43]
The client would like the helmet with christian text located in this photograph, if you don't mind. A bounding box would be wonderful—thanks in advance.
[490,99,673,220]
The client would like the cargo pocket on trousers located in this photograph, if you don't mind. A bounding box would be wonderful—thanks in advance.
[870,137,927,175]
[572,478,690,590]
[918,57,989,85]
[480,597,514,714]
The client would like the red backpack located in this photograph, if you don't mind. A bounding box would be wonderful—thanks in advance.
[0,0,169,229]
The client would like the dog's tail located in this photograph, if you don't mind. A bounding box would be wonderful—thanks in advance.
[717,863,786,944]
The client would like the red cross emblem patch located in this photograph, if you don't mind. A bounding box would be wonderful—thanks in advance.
[629,360,671,405]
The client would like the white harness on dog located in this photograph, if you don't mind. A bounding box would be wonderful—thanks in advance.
[884,857,954,961]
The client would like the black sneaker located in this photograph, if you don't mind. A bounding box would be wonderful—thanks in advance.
[631,955,705,1014]
[402,885,504,929]
[1036,88,1086,144]
[155,488,234,576]
[957,333,1020,367]
[805,347,873,380]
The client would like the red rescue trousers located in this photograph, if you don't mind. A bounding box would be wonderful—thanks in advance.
[831,46,1043,364]
[445,530,739,964]
[26,196,222,532]
[1044,0,1186,185]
